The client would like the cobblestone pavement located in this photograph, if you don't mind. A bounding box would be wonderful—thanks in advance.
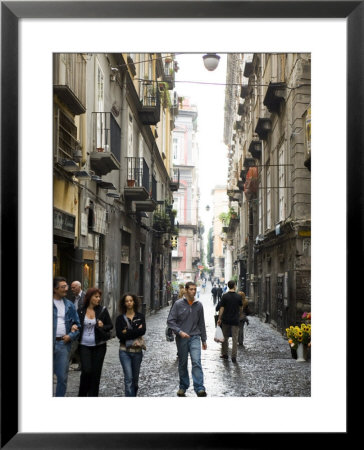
[63,282,311,397]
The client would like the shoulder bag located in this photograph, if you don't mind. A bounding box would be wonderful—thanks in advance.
[124,315,146,350]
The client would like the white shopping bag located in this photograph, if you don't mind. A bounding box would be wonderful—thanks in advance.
[214,325,224,343]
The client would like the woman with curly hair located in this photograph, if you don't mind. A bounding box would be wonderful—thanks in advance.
[115,293,146,397]
[77,287,113,396]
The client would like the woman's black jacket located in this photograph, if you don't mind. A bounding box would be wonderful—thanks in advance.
[77,304,113,345]
[115,312,146,345]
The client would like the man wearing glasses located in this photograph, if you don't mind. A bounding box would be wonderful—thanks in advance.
[53,276,81,396]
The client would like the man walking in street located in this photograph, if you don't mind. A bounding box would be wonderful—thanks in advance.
[53,276,81,396]
[69,280,85,370]
[70,280,85,310]
[167,281,208,397]
[217,284,223,302]
[211,284,218,305]
[217,279,243,363]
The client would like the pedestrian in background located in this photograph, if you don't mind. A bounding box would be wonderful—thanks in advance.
[217,280,243,363]
[70,280,85,310]
[178,283,185,300]
[211,284,217,305]
[53,276,80,397]
[238,291,250,346]
[116,293,146,397]
[217,284,223,302]
[77,287,113,397]
[167,281,207,397]
[69,280,86,371]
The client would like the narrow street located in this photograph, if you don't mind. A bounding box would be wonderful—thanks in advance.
[64,282,310,397]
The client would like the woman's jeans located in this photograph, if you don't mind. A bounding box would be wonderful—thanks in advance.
[53,340,71,397]
[119,349,143,397]
[176,335,205,394]
[78,343,107,397]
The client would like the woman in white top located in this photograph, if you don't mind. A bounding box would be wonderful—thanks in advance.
[77,287,113,396]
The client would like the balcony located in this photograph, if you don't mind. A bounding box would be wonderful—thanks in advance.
[243,157,256,168]
[237,103,247,116]
[134,199,158,212]
[53,53,86,115]
[263,82,287,114]
[124,157,150,202]
[54,108,81,165]
[163,61,175,89]
[138,85,161,125]
[255,118,272,140]
[240,84,251,99]
[243,61,254,78]
[170,168,180,192]
[248,140,262,160]
[90,113,121,176]
[153,202,176,233]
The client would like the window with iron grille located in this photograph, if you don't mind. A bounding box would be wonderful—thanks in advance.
[55,108,78,161]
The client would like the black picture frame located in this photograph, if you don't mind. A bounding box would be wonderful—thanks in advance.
[1,1,356,448]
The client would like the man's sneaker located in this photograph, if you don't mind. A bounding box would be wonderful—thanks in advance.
[177,389,186,397]
[197,390,207,397]
[231,357,237,363]
[220,354,228,359]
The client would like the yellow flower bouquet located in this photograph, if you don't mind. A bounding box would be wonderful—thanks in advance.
[286,323,311,350]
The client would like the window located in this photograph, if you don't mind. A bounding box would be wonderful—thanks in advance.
[258,184,263,234]
[278,145,286,221]
[173,136,181,161]
[266,168,271,230]
[128,113,134,157]
[96,61,105,149]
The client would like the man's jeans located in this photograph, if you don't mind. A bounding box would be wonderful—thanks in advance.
[119,350,143,397]
[221,324,239,358]
[176,335,205,394]
[53,340,71,397]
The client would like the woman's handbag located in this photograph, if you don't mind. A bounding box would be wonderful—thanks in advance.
[214,325,224,343]
[124,315,146,350]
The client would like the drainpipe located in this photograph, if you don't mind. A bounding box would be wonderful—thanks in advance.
[120,68,127,191]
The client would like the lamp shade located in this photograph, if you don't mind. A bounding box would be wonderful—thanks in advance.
[202,53,220,71]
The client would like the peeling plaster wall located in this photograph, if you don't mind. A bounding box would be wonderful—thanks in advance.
[103,209,121,325]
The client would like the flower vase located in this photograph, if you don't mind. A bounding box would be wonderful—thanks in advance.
[296,343,307,362]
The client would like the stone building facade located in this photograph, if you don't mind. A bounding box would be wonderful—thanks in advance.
[53,53,180,323]
[223,53,311,332]
[171,98,201,283]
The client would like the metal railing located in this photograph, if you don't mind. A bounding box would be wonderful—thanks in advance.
[53,53,86,108]
[92,112,121,162]
[126,157,150,190]
[55,108,79,161]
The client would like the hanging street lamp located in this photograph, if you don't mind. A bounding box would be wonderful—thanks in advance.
[202,53,220,71]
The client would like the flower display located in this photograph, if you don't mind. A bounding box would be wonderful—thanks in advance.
[286,323,311,349]
[302,312,311,323]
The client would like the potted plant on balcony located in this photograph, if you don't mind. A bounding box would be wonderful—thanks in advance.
[127,179,135,187]
[229,207,238,220]
[153,210,171,233]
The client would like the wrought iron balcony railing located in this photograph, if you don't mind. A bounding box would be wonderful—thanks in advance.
[90,112,121,175]
[54,108,79,162]
[126,157,150,191]
[53,53,86,115]
[138,85,161,125]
